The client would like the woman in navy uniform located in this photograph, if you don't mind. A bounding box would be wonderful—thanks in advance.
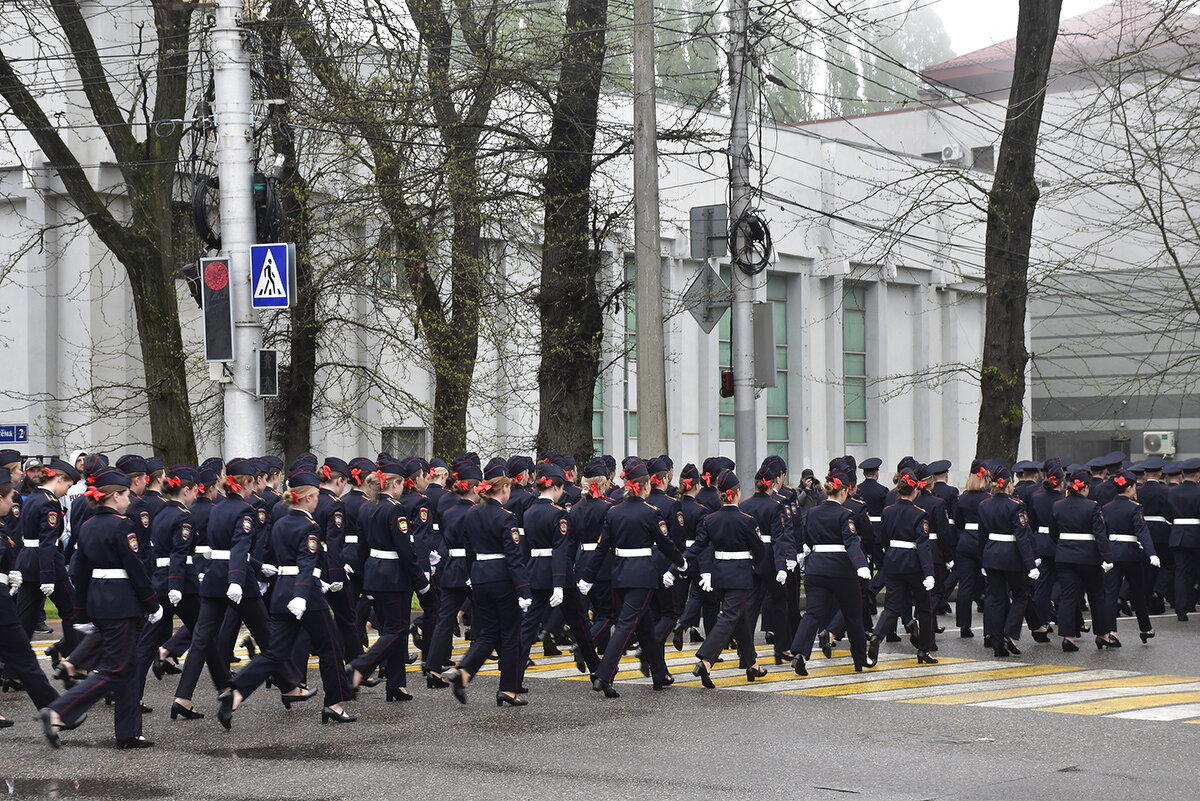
[572,458,616,650]
[579,458,686,697]
[38,466,162,749]
[342,457,376,654]
[0,467,59,723]
[1053,470,1117,651]
[686,471,767,687]
[15,458,81,651]
[787,468,871,676]
[979,465,1038,657]
[1028,462,1067,640]
[442,460,532,706]
[953,462,990,639]
[867,468,938,666]
[219,471,354,728]
[344,457,430,702]
[737,465,790,663]
[425,463,479,686]
[672,463,718,648]
[1103,470,1158,644]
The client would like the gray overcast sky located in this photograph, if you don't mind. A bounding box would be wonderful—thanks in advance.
[935,0,1109,56]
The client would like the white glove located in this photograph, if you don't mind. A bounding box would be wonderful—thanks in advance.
[198,573,205,583]
[577,580,592,595]
[1034,557,1042,567]
[226,583,243,604]
[1027,568,1040,581]
[40,583,55,596]
[775,569,788,585]
[1101,561,1114,573]
[856,567,872,581]
[417,576,431,595]
[344,563,355,576]
[320,580,333,594]
[679,559,688,573]
[429,550,441,567]
[922,575,935,592]
[8,570,22,592]
[260,564,279,578]
[147,605,164,624]
[800,544,812,560]
[946,560,955,571]
[328,581,344,593]
[257,581,268,595]
[518,596,533,613]
[73,622,96,635]
[785,559,797,572]
[981,568,987,576]
[662,570,676,588]
[167,589,183,606]
[287,596,306,620]
[549,587,564,607]
[1150,554,1161,568]
[699,573,713,592]
[465,578,472,589]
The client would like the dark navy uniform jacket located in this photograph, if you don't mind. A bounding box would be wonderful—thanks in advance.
[189,495,214,577]
[678,494,707,557]
[684,505,764,589]
[979,493,1036,573]
[270,509,326,613]
[340,488,370,575]
[363,495,427,594]
[1102,496,1156,563]
[1168,481,1200,549]
[845,495,876,557]
[1136,480,1171,548]
[201,494,260,600]
[879,499,934,578]
[504,484,536,529]
[562,482,582,511]
[1090,478,1119,507]
[738,492,787,577]
[801,499,869,578]
[1014,480,1038,509]
[932,481,960,527]
[953,489,989,561]
[570,493,611,583]
[645,487,685,574]
[915,492,954,564]
[17,487,66,584]
[125,494,158,577]
[67,493,94,563]
[70,507,158,620]
[462,499,530,594]
[151,499,199,598]
[315,488,348,585]
[523,496,569,591]
[436,496,474,590]
[583,497,684,589]
[1050,495,1112,566]
[1028,487,1063,558]
[857,479,888,520]
[399,488,434,574]
[695,485,721,514]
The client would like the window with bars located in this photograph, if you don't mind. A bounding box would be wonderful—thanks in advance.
[592,375,604,455]
[765,273,789,460]
[381,427,428,459]
[843,284,868,445]
[623,255,637,441]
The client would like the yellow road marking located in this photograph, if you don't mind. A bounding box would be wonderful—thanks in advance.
[1039,691,1200,716]
[913,674,1196,705]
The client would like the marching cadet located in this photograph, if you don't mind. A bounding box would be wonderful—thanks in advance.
[737,465,790,663]
[953,461,991,639]
[686,470,767,688]
[38,466,162,749]
[341,457,376,652]
[571,458,616,651]
[579,458,686,697]
[442,459,531,706]
[1168,458,1200,621]
[867,468,937,666]
[857,458,888,519]
[1027,462,1066,642]
[979,464,1038,657]
[505,455,536,528]
[0,451,22,531]
[425,463,480,685]
[397,458,437,666]
[672,463,718,648]
[914,463,955,623]
[315,457,357,663]
[1052,469,1117,650]
[15,457,81,652]
[1136,457,1172,614]
[1102,470,1159,644]
[344,457,429,702]
[787,468,871,676]
[819,458,878,656]
[1013,461,1041,507]
[219,471,354,728]
[644,457,686,650]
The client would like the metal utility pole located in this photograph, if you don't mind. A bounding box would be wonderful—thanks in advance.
[729,0,756,475]
[632,0,668,457]
[212,0,265,458]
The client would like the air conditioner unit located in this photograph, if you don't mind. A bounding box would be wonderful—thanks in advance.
[941,144,964,163]
[1143,431,1176,456]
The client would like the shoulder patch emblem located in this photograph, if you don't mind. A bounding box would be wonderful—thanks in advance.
[139,511,151,529]
[1017,511,1029,528]
[333,511,343,529]
[242,516,253,534]
[922,520,930,534]
[658,520,669,537]
[47,510,59,528]
[11,504,18,518]
[419,508,429,523]
[258,509,267,524]
[307,534,319,554]
[559,519,568,535]
[847,519,857,535]
[181,523,192,541]
[511,527,521,544]
[676,511,685,527]
[127,532,139,553]
[398,518,409,534]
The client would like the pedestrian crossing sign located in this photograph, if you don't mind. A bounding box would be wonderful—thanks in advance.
[250,243,294,309]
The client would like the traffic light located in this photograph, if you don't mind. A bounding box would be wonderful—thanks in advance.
[202,257,234,362]
[719,369,734,398]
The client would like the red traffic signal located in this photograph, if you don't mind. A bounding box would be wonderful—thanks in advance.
[719,369,734,398]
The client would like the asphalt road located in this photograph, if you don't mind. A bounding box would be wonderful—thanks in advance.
[2,612,1198,800]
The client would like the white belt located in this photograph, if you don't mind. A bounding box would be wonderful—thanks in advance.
[1175,518,1200,525]
[448,548,467,558]
[476,553,504,561]
[614,548,652,558]
[22,539,38,549]
[278,566,322,577]
[963,523,980,531]
[370,549,400,560]
[1144,516,1168,523]
[1037,526,1050,534]
[759,535,772,543]
[1059,532,1094,541]
[343,536,359,544]
[889,540,917,550]
[0,574,8,585]
[195,546,212,557]
[92,568,129,580]
[209,550,231,560]
[947,518,956,526]
[989,534,1016,542]
[1109,534,1138,543]
[155,557,194,568]
[517,528,525,538]
[580,543,599,552]
[811,544,846,553]
[684,540,695,548]
[432,524,441,532]
[714,550,752,560]
[530,548,553,558]
[868,516,882,523]
[928,533,938,541]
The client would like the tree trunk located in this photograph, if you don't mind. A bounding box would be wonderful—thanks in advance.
[975,0,1062,461]
[535,0,609,460]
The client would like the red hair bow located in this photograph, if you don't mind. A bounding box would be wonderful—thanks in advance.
[1048,475,1058,487]
[901,474,917,489]
[323,465,332,480]
[86,475,95,486]
[917,479,928,490]
[291,491,302,504]
[539,476,554,488]
[454,480,470,492]
[975,468,988,480]
[624,480,641,493]
[477,481,493,493]
[44,469,56,478]
[828,477,843,490]
[681,478,694,490]
[197,483,206,495]
[403,478,415,490]
[350,468,363,486]
[1072,479,1086,492]
[589,481,601,499]
[167,476,181,489]
[725,488,736,503]
[650,474,662,486]
[701,472,712,487]
[995,477,1005,488]
[371,470,384,484]
[84,487,105,501]
[228,478,243,492]
[1114,475,1127,487]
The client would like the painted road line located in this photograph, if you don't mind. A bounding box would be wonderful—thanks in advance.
[671,653,921,689]
[1038,689,1200,716]
[834,664,1080,699]
[910,672,1168,705]
[863,668,1130,703]
[783,661,1024,697]
[1106,704,1200,721]
[972,681,1200,710]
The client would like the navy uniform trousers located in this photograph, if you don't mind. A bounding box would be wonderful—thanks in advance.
[984,569,1031,641]
[426,585,471,673]
[872,572,935,651]
[175,596,277,701]
[518,586,600,683]
[1057,562,1109,638]
[50,618,144,739]
[0,593,58,708]
[348,591,413,693]
[789,574,867,666]
[234,608,351,707]
[596,587,669,684]
[456,580,522,694]
[696,587,758,668]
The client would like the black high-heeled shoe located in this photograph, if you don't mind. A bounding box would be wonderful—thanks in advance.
[916,651,939,665]
[652,673,674,691]
[1031,629,1051,643]
[992,641,1010,658]
[45,645,61,670]
[866,636,880,668]
[37,708,60,749]
[693,661,715,689]
[116,735,155,749]
[386,688,413,702]
[746,665,767,682]
[819,630,834,658]
[960,626,975,638]
[592,676,619,697]
[496,692,528,707]
[281,688,316,709]
[140,702,153,714]
[361,675,382,687]
[52,663,79,691]
[0,717,11,728]
[216,690,234,731]
[170,701,204,720]
[1140,629,1155,644]
[1004,637,1021,656]
[672,626,684,652]
[1095,635,1121,650]
[321,706,357,724]
[427,673,449,689]
[444,668,467,704]
[791,654,808,676]
[1062,638,1079,652]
